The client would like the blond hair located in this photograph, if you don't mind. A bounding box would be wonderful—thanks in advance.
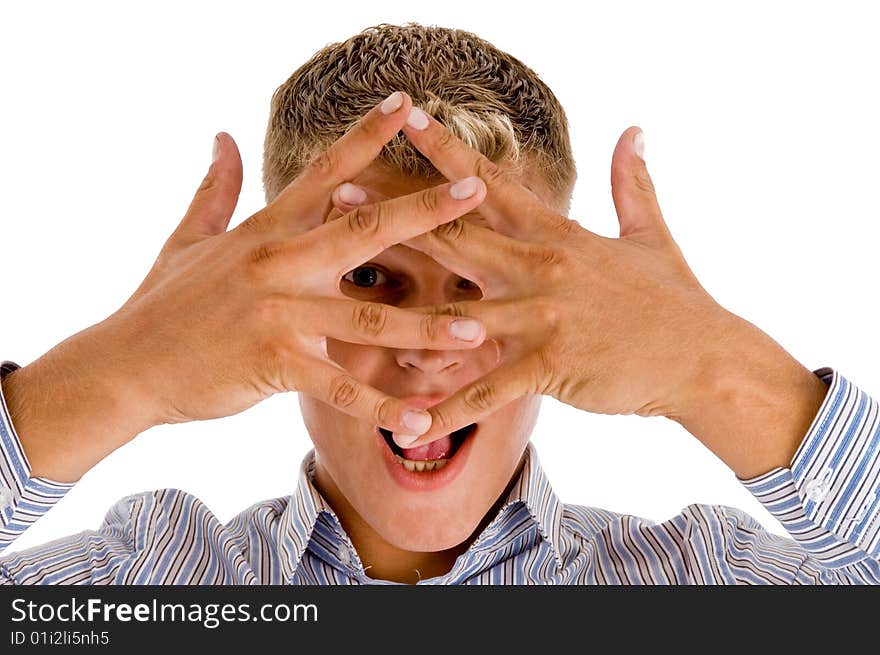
[262,23,576,204]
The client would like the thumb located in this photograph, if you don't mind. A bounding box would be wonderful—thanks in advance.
[610,127,672,246]
[173,132,243,241]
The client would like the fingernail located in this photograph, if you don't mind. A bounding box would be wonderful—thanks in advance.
[337,182,368,205]
[406,107,430,130]
[633,130,645,160]
[402,409,431,435]
[393,433,420,448]
[450,318,481,341]
[449,176,479,200]
[212,134,221,163]
[380,91,404,115]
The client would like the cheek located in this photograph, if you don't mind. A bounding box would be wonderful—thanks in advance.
[489,394,541,449]
[325,338,386,378]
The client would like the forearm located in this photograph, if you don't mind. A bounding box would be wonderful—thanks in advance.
[3,321,157,483]
[671,311,829,479]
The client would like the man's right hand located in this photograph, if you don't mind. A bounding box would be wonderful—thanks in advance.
[2,91,488,482]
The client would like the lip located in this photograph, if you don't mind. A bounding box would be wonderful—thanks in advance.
[376,423,477,492]
[400,394,450,410]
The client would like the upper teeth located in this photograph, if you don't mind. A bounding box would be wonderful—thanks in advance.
[394,455,449,472]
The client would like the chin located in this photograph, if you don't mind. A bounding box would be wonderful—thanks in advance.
[304,393,541,554]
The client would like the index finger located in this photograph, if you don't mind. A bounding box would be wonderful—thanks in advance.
[400,107,554,238]
[392,351,548,447]
[265,91,414,229]
[300,176,488,277]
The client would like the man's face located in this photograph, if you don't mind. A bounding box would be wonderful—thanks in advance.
[299,163,556,552]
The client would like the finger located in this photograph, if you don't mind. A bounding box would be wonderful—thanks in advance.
[329,181,561,297]
[301,176,488,276]
[392,350,550,448]
[297,357,434,436]
[404,219,553,294]
[173,132,243,242]
[410,299,552,341]
[327,183,388,223]
[401,107,567,240]
[300,298,487,349]
[265,91,413,231]
[610,127,674,248]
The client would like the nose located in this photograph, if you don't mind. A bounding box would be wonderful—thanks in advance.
[395,346,463,374]
[393,266,489,375]
[395,282,485,375]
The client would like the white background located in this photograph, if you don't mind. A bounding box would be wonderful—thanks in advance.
[2,0,878,554]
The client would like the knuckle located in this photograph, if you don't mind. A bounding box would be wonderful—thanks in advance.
[373,396,394,426]
[243,239,301,284]
[429,405,456,434]
[259,336,296,375]
[353,115,383,144]
[553,216,579,236]
[528,245,568,274]
[347,204,382,238]
[419,312,441,343]
[248,240,284,270]
[329,373,361,409]
[434,218,466,242]
[196,172,218,194]
[464,380,496,412]
[309,148,339,181]
[253,293,288,326]
[632,167,656,195]
[353,302,390,337]
[431,302,466,318]
[473,158,505,186]
[236,209,274,236]
[436,128,459,154]
[535,299,560,329]
[415,187,441,215]
[550,251,571,283]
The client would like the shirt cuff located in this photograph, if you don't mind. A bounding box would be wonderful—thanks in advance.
[740,366,880,567]
[0,359,75,548]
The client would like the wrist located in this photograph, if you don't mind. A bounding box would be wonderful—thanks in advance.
[669,311,829,479]
[3,321,158,482]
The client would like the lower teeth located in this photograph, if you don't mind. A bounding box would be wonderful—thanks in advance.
[394,455,449,472]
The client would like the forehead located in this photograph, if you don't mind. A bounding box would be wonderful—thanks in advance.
[349,164,486,230]
[349,161,556,228]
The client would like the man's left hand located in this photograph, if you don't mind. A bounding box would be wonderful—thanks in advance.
[394,117,734,431]
[330,112,830,478]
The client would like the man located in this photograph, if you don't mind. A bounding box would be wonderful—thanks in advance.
[1,24,877,584]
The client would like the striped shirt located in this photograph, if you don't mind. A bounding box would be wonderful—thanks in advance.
[1,359,879,584]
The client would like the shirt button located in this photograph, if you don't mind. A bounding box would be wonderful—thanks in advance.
[805,479,829,502]
[0,486,13,510]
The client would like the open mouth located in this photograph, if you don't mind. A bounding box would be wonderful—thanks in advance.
[377,423,477,472]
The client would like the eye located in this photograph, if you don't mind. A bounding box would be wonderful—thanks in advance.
[456,278,479,291]
[342,266,390,288]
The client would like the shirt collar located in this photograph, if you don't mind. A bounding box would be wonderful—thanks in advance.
[278,441,565,582]
[467,442,565,569]
[277,452,334,583]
